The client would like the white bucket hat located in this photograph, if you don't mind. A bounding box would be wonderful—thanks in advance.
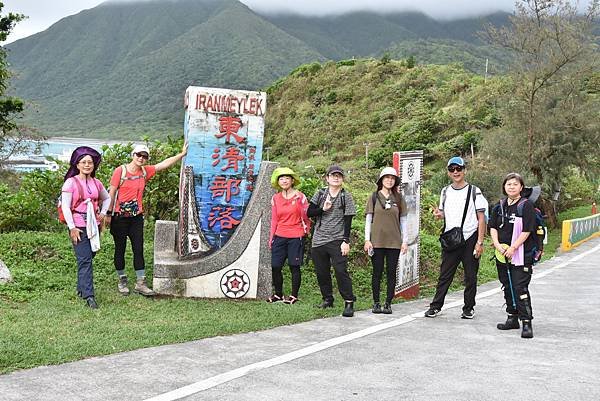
[377,166,401,186]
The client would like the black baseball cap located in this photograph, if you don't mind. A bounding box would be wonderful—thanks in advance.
[326,165,345,176]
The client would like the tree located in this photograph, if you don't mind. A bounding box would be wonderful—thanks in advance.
[482,0,600,224]
[0,3,31,170]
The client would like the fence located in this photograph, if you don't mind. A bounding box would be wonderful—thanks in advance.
[561,213,600,251]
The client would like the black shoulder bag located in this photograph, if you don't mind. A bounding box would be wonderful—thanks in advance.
[439,185,471,252]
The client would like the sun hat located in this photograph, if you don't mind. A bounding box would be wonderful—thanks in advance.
[64,146,102,181]
[377,166,401,187]
[271,167,300,190]
[447,156,465,167]
[132,144,150,158]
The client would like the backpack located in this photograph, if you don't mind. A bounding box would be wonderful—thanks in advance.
[110,165,147,215]
[57,177,101,224]
[495,196,547,264]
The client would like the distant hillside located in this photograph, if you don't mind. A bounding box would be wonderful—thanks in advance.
[6,0,323,138]
[264,59,508,170]
[5,0,511,139]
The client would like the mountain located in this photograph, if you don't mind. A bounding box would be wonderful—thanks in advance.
[5,0,511,139]
[6,0,323,138]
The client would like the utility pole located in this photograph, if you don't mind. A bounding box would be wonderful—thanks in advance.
[364,142,369,170]
[484,58,489,83]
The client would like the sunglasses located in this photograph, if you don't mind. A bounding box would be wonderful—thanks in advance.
[447,166,464,172]
[134,152,149,160]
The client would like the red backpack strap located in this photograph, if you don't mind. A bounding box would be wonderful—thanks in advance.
[71,177,85,210]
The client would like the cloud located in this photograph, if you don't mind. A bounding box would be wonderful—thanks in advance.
[241,0,517,19]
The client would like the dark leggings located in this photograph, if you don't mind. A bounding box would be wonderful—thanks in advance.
[109,214,145,272]
[371,248,400,304]
[272,265,301,297]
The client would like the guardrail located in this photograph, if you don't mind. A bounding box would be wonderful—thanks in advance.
[561,213,600,251]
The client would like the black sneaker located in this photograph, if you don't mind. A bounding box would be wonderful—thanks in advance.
[85,297,98,309]
[317,299,334,309]
[372,302,382,314]
[461,309,475,319]
[424,307,441,318]
[382,303,393,314]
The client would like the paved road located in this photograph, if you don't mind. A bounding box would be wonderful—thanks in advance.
[2,238,599,401]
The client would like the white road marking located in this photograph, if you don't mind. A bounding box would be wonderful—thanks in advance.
[145,242,600,401]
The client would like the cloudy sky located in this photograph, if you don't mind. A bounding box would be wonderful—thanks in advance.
[3,0,521,43]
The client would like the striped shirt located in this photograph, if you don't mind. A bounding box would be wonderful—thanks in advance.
[310,189,356,248]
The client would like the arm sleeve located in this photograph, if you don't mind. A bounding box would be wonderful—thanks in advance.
[365,214,373,241]
[61,192,76,230]
[438,188,445,211]
[522,201,536,233]
[343,215,353,242]
[307,202,323,218]
[474,187,488,212]
[400,215,408,243]
[99,187,111,215]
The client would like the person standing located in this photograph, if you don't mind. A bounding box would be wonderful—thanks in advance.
[307,165,357,317]
[268,167,310,304]
[425,156,487,319]
[489,173,536,338]
[61,146,111,309]
[107,143,187,296]
[364,167,408,314]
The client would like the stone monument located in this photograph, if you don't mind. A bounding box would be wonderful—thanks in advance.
[153,86,274,299]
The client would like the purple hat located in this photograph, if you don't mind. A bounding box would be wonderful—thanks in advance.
[64,146,102,181]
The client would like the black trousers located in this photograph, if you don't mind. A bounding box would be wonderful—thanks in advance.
[312,240,355,302]
[497,263,533,320]
[109,214,145,272]
[371,248,400,304]
[430,232,480,312]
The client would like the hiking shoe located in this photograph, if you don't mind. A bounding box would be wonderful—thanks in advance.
[372,302,382,314]
[284,295,299,305]
[134,277,155,296]
[317,299,334,309]
[461,309,475,319]
[424,308,441,318]
[382,302,393,314]
[521,320,534,339]
[85,297,98,309]
[497,314,520,330]
[267,294,284,303]
[117,275,130,296]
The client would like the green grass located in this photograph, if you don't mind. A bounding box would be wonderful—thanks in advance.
[0,206,593,374]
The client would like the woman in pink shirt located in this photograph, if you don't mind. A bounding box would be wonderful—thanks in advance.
[268,167,310,304]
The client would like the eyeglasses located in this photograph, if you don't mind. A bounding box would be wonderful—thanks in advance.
[447,166,464,172]
[134,152,149,160]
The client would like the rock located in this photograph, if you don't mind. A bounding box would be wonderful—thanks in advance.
[0,259,12,284]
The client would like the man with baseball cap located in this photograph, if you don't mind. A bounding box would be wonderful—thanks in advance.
[425,156,488,319]
[307,165,357,317]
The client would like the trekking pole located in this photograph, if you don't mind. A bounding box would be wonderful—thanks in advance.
[506,264,517,310]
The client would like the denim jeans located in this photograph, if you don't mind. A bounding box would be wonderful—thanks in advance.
[72,227,95,299]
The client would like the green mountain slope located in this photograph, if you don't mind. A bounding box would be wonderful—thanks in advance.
[6,0,323,138]
[5,0,511,139]
[264,59,507,170]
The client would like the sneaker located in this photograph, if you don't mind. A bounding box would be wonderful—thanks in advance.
[372,302,382,314]
[317,299,334,309]
[424,307,441,318]
[85,297,98,309]
[134,277,156,296]
[284,295,299,305]
[461,309,475,319]
[382,302,393,314]
[118,275,130,296]
[267,294,284,303]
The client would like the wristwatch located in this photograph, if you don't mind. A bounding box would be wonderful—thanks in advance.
[476,241,483,246]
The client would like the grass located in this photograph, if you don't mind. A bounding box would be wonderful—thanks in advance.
[0,205,594,374]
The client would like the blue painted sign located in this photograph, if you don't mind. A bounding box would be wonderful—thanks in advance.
[178,87,266,257]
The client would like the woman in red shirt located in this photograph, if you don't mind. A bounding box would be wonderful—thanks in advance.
[268,167,310,304]
[107,143,187,296]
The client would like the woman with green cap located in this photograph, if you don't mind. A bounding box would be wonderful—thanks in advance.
[268,167,310,304]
